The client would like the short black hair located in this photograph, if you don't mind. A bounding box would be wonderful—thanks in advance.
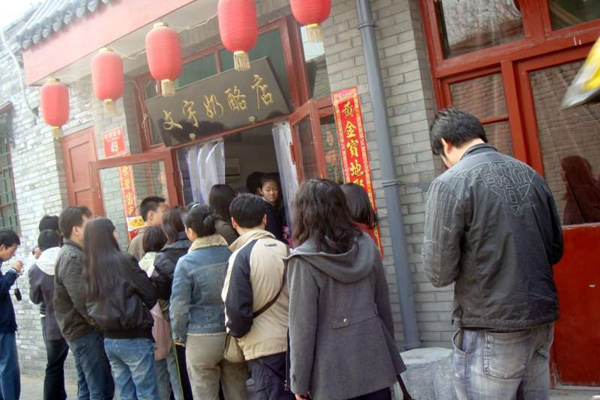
[430,108,488,156]
[38,230,61,251]
[140,196,166,222]
[39,215,59,233]
[246,171,264,195]
[0,229,20,248]
[59,206,92,239]
[142,225,167,253]
[229,194,266,229]
[260,173,279,188]
[183,204,217,238]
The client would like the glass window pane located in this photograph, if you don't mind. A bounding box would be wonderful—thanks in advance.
[450,73,508,120]
[483,121,513,156]
[549,0,600,30]
[531,60,600,226]
[99,162,170,249]
[321,115,343,184]
[219,29,290,102]
[295,117,319,180]
[175,54,218,89]
[436,0,524,58]
[301,26,330,99]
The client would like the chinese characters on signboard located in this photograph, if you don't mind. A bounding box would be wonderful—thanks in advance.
[145,58,289,147]
[102,128,126,158]
[332,87,383,255]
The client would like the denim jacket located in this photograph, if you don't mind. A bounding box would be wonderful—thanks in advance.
[170,235,231,343]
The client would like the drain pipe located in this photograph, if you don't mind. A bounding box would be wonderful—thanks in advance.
[356,0,421,350]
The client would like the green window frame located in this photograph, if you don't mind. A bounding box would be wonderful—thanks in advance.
[0,109,19,232]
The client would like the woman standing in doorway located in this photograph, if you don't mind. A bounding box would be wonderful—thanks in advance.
[259,173,286,242]
[82,217,158,400]
[287,179,405,400]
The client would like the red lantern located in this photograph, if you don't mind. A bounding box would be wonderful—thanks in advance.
[218,0,258,72]
[145,22,182,97]
[40,78,69,139]
[290,0,331,43]
[92,48,124,116]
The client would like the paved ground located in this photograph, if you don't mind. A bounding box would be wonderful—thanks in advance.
[19,374,599,400]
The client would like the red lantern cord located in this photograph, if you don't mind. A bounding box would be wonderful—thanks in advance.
[40,78,69,139]
[290,0,331,43]
[92,48,124,116]
[218,0,258,72]
[146,22,182,97]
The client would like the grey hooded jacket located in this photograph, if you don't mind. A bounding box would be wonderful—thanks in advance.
[422,144,564,331]
[287,233,405,400]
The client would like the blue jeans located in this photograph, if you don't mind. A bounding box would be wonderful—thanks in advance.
[0,332,20,400]
[68,330,114,400]
[453,324,554,400]
[104,338,158,400]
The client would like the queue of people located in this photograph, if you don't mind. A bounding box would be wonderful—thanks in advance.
[0,109,566,400]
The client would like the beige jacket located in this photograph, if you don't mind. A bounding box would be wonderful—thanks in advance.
[221,230,289,361]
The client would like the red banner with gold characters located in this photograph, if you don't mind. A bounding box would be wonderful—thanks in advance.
[332,87,383,256]
[118,165,139,241]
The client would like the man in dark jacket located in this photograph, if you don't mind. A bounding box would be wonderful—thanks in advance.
[0,229,23,400]
[54,206,114,400]
[422,109,564,400]
[29,230,68,400]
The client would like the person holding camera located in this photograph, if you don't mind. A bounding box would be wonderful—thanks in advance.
[0,229,23,400]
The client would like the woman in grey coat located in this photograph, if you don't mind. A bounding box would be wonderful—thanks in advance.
[287,179,406,400]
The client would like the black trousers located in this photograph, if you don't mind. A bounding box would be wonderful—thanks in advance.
[347,388,392,400]
[248,352,295,400]
[43,333,69,400]
[174,343,194,400]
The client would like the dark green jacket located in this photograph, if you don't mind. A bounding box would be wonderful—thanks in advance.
[54,240,94,342]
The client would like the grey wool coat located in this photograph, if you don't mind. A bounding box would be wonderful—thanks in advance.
[287,233,405,400]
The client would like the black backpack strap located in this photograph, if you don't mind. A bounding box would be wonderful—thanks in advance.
[253,263,287,319]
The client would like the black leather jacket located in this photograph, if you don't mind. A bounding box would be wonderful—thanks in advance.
[422,144,564,330]
[151,232,191,300]
[85,254,157,339]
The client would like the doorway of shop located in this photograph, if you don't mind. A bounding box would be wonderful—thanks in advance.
[176,121,300,228]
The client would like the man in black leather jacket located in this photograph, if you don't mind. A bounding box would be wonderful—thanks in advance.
[422,109,564,400]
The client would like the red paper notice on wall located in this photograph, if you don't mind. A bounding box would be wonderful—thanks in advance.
[332,87,383,256]
[102,127,126,158]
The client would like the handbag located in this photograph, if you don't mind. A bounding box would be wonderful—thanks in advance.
[223,334,245,363]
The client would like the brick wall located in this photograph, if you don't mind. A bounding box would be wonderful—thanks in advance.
[323,0,453,348]
[0,19,92,377]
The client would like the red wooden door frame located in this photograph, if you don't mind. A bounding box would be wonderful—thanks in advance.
[289,99,328,181]
[514,44,594,175]
[89,150,180,216]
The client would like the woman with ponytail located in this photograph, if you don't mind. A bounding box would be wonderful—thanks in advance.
[170,204,248,400]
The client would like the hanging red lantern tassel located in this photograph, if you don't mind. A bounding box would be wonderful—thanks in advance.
[92,48,124,116]
[145,22,182,97]
[218,0,258,72]
[40,78,70,140]
[290,0,331,43]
